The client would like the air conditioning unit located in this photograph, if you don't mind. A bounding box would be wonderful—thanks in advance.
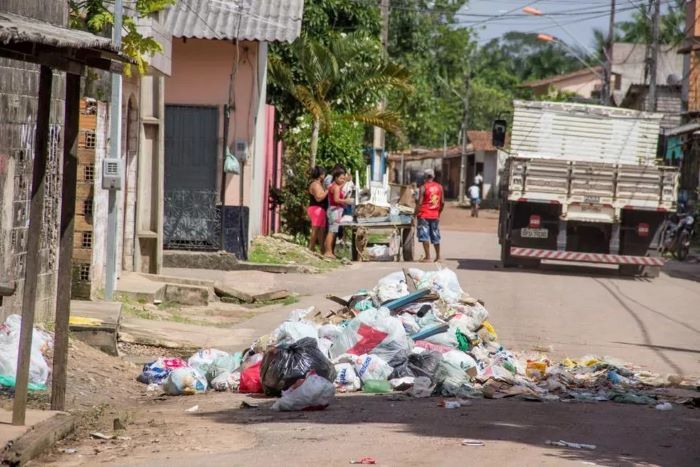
[102,159,123,190]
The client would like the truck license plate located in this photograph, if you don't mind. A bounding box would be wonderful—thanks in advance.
[584,195,600,203]
[521,228,548,239]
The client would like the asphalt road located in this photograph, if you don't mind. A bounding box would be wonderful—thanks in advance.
[45,223,700,467]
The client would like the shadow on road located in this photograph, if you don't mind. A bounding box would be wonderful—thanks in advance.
[614,341,700,355]
[446,258,651,281]
[196,395,700,466]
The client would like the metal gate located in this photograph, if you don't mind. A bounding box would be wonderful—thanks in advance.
[164,105,220,250]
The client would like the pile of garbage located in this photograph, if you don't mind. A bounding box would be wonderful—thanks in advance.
[0,315,53,391]
[136,268,695,410]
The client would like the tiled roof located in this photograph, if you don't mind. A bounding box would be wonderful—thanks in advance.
[468,130,509,152]
[164,0,304,43]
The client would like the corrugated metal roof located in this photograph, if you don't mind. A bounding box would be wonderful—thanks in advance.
[164,0,304,43]
[0,11,116,51]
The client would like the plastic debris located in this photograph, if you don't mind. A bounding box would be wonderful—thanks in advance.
[0,315,52,389]
[546,440,596,450]
[185,405,199,412]
[271,373,335,411]
[462,439,485,446]
[350,457,377,465]
[655,402,673,411]
[163,368,207,396]
[261,337,336,396]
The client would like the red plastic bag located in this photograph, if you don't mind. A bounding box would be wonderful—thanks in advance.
[239,361,263,393]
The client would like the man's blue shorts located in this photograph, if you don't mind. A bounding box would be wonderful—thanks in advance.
[417,218,441,245]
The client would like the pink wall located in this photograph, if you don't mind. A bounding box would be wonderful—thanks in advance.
[165,38,259,205]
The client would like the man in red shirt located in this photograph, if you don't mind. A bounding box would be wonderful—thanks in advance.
[415,168,444,262]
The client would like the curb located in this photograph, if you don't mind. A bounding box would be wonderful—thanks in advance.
[1,413,75,466]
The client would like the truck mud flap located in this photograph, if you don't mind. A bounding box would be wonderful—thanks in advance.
[509,247,665,266]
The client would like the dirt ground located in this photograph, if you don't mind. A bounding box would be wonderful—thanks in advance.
[29,211,700,467]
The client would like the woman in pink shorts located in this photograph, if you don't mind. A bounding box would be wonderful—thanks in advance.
[307,166,328,253]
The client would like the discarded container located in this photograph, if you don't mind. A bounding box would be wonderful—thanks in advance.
[362,379,392,393]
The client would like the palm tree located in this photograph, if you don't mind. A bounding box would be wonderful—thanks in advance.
[268,34,412,167]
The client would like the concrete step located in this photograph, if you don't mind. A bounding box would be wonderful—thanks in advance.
[69,300,122,355]
[114,274,165,304]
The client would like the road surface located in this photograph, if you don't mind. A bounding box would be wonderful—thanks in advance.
[43,210,700,467]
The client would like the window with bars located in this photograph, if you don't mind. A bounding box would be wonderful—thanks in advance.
[79,263,90,282]
[83,130,96,149]
[84,164,95,182]
[83,198,93,217]
[81,231,92,248]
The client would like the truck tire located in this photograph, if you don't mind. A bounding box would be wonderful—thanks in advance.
[501,240,517,268]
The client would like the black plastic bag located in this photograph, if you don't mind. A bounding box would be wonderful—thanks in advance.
[260,337,336,396]
[390,351,442,381]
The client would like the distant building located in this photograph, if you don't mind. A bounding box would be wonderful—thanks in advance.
[620,84,683,130]
[522,66,618,101]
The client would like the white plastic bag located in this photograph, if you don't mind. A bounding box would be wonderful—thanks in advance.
[411,268,467,304]
[271,374,335,411]
[374,271,409,302]
[352,354,393,382]
[187,348,229,379]
[287,307,314,322]
[163,367,208,395]
[334,363,361,392]
[329,307,410,363]
[0,315,51,388]
[273,321,318,345]
[450,303,489,332]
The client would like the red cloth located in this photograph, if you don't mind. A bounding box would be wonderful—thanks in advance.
[418,181,443,219]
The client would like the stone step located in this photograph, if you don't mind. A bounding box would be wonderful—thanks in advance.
[69,300,122,355]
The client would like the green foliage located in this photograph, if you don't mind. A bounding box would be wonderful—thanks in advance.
[69,0,174,76]
[617,0,686,45]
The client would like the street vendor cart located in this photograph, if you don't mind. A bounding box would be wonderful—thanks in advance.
[342,218,415,262]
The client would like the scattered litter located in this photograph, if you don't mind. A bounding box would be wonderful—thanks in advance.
[655,402,673,411]
[350,457,376,465]
[440,400,462,409]
[0,315,52,390]
[546,440,596,450]
[116,436,131,441]
[60,448,78,454]
[185,404,199,413]
[130,267,692,411]
[240,400,259,409]
[461,439,485,446]
[90,432,112,440]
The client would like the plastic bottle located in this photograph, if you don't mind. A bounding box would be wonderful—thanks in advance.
[362,379,392,393]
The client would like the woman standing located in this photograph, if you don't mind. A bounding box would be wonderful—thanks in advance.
[324,167,353,258]
[307,166,328,253]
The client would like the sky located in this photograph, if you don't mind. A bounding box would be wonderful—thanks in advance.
[462,0,644,50]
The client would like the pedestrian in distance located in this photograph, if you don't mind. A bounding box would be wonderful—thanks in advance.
[307,166,328,253]
[415,168,444,262]
[468,182,480,218]
[324,166,353,258]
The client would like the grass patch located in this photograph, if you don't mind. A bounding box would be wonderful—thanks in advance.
[249,235,343,272]
[122,304,156,320]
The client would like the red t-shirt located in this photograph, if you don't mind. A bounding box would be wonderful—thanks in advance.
[418,181,443,220]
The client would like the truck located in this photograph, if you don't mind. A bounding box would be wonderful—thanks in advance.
[498,100,679,277]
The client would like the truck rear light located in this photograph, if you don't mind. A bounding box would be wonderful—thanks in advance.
[637,223,649,237]
[529,215,541,228]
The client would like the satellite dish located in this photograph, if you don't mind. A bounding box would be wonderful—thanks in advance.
[667,74,681,86]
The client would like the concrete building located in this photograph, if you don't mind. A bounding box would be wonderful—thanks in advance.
[161,0,303,259]
[0,1,67,319]
[466,131,509,207]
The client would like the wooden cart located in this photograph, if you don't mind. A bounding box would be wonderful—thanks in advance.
[342,220,416,262]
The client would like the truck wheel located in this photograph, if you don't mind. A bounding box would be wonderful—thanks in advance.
[642,266,660,278]
[501,241,517,268]
[619,265,641,277]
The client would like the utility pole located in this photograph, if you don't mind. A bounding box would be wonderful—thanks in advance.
[104,0,123,300]
[648,0,661,111]
[602,0,616,105]
[372,0,390,180]
[458,74,469,204]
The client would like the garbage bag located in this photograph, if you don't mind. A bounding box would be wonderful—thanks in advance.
[409,376,435,398]
[334,363,361,392]
[352,354,393,382]
[211,371,241,392]
[414,341,453,354]
[437,351,478,393]
[260,337,336,396]
[239,361,263,393]
[449,304,489,333]
[273,321,318,345]
[329,307,410,363]
[207,352,243,382]
[137,357,188,384]
[271,373,335,411]
[188,349,230,380]
[0,315,52,388]
[390,351,442,381]
[411,268,467,304]
[374,271,409,302]
[287,307,314,322]
[163,367,207,395]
